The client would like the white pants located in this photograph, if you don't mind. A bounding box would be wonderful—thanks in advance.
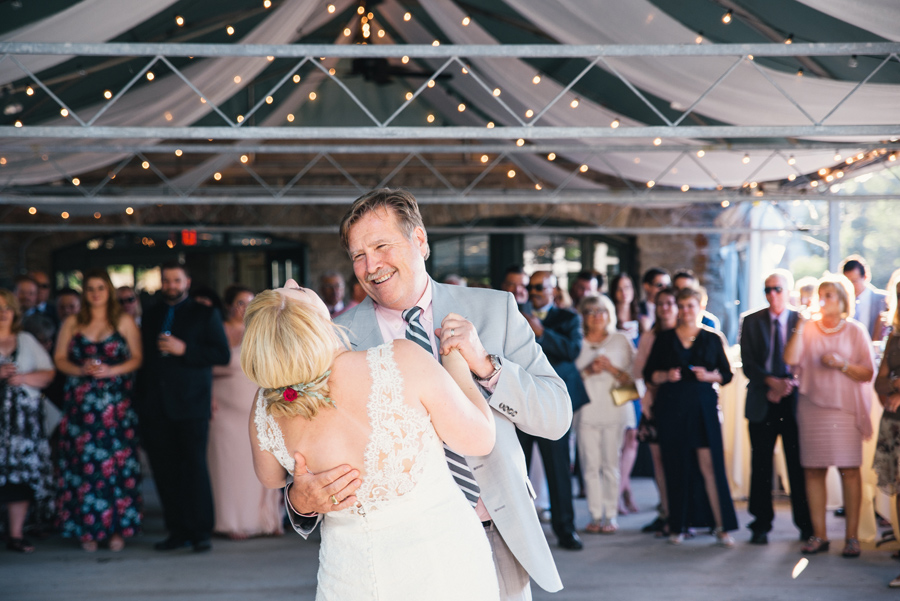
[577,421,628,523]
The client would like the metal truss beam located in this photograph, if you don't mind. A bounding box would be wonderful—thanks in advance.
[3,125,898,140]
[3,192,894,206]
[1,42,896,59]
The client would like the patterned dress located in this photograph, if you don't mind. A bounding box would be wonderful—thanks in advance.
[57,331,142,543]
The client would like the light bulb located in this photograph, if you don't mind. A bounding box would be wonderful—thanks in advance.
[532,74,541,84]
[722,10,732,24]
[742,154,750,164]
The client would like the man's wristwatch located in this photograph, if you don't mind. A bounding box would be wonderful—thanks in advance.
[475,354,502,381]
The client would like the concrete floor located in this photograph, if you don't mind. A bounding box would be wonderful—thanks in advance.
[4,478,900,600]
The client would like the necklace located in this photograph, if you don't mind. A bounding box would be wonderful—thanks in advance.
[816,319,845,334]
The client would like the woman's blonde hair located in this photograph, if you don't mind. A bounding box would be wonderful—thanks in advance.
[241,289,345,420]
[816,273,855,320]
[578,294,617,335]
[0,289,22,333]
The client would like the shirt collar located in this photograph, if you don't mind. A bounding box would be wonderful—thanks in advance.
[374,278,433,321]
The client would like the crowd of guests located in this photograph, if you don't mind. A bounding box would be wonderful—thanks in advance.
[0,263,282,554]
[3,252,900,585]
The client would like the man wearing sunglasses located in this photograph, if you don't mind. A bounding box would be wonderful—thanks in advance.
[739,269,812,545]
[638,267,671,331]
[519,271,590,551]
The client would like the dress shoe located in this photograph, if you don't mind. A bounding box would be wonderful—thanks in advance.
[193,538,212,553]
[558,532,583,550]
[749,532,768,545]
[154,537,190,551]
[642,516,667,533]
[834,507,846,517]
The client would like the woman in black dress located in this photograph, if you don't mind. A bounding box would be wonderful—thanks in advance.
[644,287,737,546]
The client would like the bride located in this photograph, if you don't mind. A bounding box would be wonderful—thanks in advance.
[242,284,500,601]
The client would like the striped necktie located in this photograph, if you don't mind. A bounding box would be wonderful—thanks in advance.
[401,306,481,507]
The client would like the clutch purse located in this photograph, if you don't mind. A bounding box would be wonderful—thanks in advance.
[611,383,640,406]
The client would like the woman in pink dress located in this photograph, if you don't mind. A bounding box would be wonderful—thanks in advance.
[208,285,282,539]
[784,274,875,558]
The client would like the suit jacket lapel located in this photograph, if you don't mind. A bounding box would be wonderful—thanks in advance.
[346,298,383,351]
[758,310,771,356]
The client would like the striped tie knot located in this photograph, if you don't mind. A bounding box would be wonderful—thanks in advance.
[401,306,423,324]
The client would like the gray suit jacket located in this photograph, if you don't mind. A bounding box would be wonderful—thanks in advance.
[332,280,569,592]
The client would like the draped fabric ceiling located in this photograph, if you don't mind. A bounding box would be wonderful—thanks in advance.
[0,0,898,198]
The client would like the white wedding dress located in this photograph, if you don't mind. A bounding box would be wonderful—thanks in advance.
[255,342,500,601]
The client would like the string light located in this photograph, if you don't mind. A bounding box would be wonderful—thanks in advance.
[103,90,112,99]
[569,98,579,108]
[377,30,385,38]
[788,173,796,181]
[405,92,413,100]
[749,181,758,188]
[427,80,435,88]
[462,16,471,26]
[579,164,589,173]
[547,153,556,161]
[535,183,542,190]
[358,6,365,15]
[309,92,317,101]
[265,96,274,104]
[142,161,150,169]
[94,212,101,219]
[480,155,489,163]
[525,109,534,118]
[234,75,242,84]
[817,168,828,176]
[367,12,373,19]
[742,154,750,164]
[697,150,705,158]
[681,184,690,192]
[29,207,37,215]
[213,172,222,181]
[516,139,525,147]
[432,40,440,46]
[175,16,184,26]
[532,74,541,84]
[329,68,336,75]
[426,114,435,123]
[721,200,730,207]
[722,10,732,24]
[14,120,22,127]
[810,180,819,187]
[60,108,69,117]
[343,28,351,37]
[507,170,516,178]
[458,103,466,112]
[146,72,155,81]
[61,212,69,219]
[403,12,411,21]
[461,67,468,75]
[241,155,249,163]
[72,178,80,186]
[0,158,5,165]
[890,153,897,162]
[125,207,134,215]
[493,88,501,97]
[653,137,662,146]
[834,152,842,162]
[646,180,655,188]
[293,74,301,83]
[486,122,494,128]
[695,33,703,44]
[25,86,33,96]
[327,4,335,13]
[857,152,864,159]
[226,26,235,35]
[286,114,295,122]
[796,68,803,77]
[164,111,173,121]
[175,149,183,157]
[784,34,793,44]
[787,155,796,165]
[263,0,271,7]
[610,118,620,129]
[236,115,244,123]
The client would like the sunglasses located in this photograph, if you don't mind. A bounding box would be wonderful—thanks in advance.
[528,284,548,292]
[764,286,783,294]
[118,297,137,304]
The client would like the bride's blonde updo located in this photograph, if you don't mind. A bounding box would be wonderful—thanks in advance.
[240,289,343,420]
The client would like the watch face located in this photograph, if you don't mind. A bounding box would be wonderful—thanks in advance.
[490,355,502,371]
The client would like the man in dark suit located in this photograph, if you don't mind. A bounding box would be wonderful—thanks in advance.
[137,261,230,552]
[739,269,812,544]
[519,270,589,551]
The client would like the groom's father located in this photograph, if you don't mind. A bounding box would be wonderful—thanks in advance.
[286,188,571,600]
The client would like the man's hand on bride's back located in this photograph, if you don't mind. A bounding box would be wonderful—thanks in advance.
[289,452,362,515]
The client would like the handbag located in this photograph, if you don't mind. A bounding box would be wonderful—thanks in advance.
[611,382,640,406]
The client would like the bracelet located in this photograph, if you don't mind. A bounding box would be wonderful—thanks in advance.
[841,361,849,373]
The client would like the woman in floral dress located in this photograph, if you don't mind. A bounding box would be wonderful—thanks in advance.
[0,289,55,553]
[55,270,142,552]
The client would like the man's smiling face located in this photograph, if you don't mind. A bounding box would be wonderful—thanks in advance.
[347,207,429,311]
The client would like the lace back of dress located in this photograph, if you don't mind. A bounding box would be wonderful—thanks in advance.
[253,391,295,473]
[356,343,433,512]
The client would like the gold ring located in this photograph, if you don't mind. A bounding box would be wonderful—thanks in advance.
[330,494,339,505]
[450,328,456,337]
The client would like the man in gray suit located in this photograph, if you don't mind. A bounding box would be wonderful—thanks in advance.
[285,188,570,600]
[841,255,888,340]
[739,269,812,544]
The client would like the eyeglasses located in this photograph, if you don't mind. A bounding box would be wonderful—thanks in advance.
[582,309,607,316]
[528,284,547,292]
[764,286,783,295]
[118,297,137,304]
